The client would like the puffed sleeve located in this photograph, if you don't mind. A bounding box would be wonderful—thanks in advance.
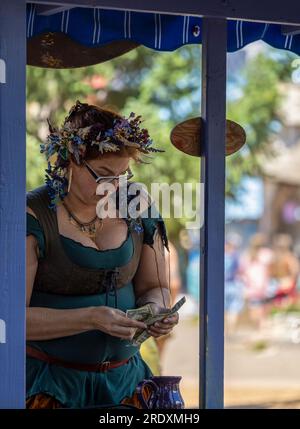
[26,212,46,259]
[140,202,169,251]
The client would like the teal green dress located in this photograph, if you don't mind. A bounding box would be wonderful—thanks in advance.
[26,212,167,408]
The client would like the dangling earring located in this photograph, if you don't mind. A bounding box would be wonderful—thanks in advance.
[67,167,73,193]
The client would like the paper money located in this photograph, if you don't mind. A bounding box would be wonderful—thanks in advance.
[125,304,155,345]
[126,296,186,346]
[126,303,154,322]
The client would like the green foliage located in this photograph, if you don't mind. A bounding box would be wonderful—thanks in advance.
[270,303,300,315]
[26,45,295,239]
[226,50,296,198]
[26,135,46,190]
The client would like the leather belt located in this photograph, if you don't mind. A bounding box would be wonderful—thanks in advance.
[26,345,130,373]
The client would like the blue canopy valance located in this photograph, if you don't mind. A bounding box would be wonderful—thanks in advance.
[26,4,300,68]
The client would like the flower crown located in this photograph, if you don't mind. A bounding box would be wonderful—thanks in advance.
[40,101,164,209]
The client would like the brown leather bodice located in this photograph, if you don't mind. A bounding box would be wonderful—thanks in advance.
[27,186,144,297]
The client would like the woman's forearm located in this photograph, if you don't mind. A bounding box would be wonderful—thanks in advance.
[135,287,171,309]
[26,307,95,341]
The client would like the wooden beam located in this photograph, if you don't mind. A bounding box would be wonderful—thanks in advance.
[200,17,226,409]
[0,0,26,409]
[29,0,300,25]
[36,5,76,15]
[282,25,300,36]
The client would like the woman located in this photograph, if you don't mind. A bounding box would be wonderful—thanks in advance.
[224,234,244,336]
[239,233,273,329]
[268,234,299,306]
[26,100,179,409]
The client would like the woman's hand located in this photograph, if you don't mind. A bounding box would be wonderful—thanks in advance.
[90,306,147,340]
[147,303,179,338]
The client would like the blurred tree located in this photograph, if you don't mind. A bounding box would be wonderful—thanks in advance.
[26,45,295,239]
[26,45,200,238]
[226,50,296,197]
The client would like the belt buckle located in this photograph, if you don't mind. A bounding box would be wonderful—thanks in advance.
[100,361,111,372]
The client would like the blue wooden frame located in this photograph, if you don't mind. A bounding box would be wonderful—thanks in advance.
[0,0,299,410]
[0,0,26,409]
[200,17,226,409]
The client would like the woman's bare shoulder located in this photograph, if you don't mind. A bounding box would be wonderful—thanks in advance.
[27,206,37,219]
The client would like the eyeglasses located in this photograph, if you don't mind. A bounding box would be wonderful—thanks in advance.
[84,161,134,184]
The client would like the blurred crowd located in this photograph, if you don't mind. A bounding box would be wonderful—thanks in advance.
[141,230,300,373]
[175,229,300,334]
[224,232,300,334]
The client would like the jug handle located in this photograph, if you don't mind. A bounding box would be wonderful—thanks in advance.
[136,379,158,409]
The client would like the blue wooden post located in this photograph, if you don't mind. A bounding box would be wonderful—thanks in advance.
[3,0,298,410]
[200,17,227,409]
[0,0,26,409]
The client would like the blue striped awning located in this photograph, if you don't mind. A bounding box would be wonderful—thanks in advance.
[26,3,300,68]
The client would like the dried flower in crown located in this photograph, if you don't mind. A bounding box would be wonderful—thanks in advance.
[40,102,164,209]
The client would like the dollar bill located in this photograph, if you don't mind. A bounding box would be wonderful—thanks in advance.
[125,304,155,345]
[126,303,154,321]
[126,296,186,347]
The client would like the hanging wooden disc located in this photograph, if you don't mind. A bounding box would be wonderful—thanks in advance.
[170,117,246,157]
